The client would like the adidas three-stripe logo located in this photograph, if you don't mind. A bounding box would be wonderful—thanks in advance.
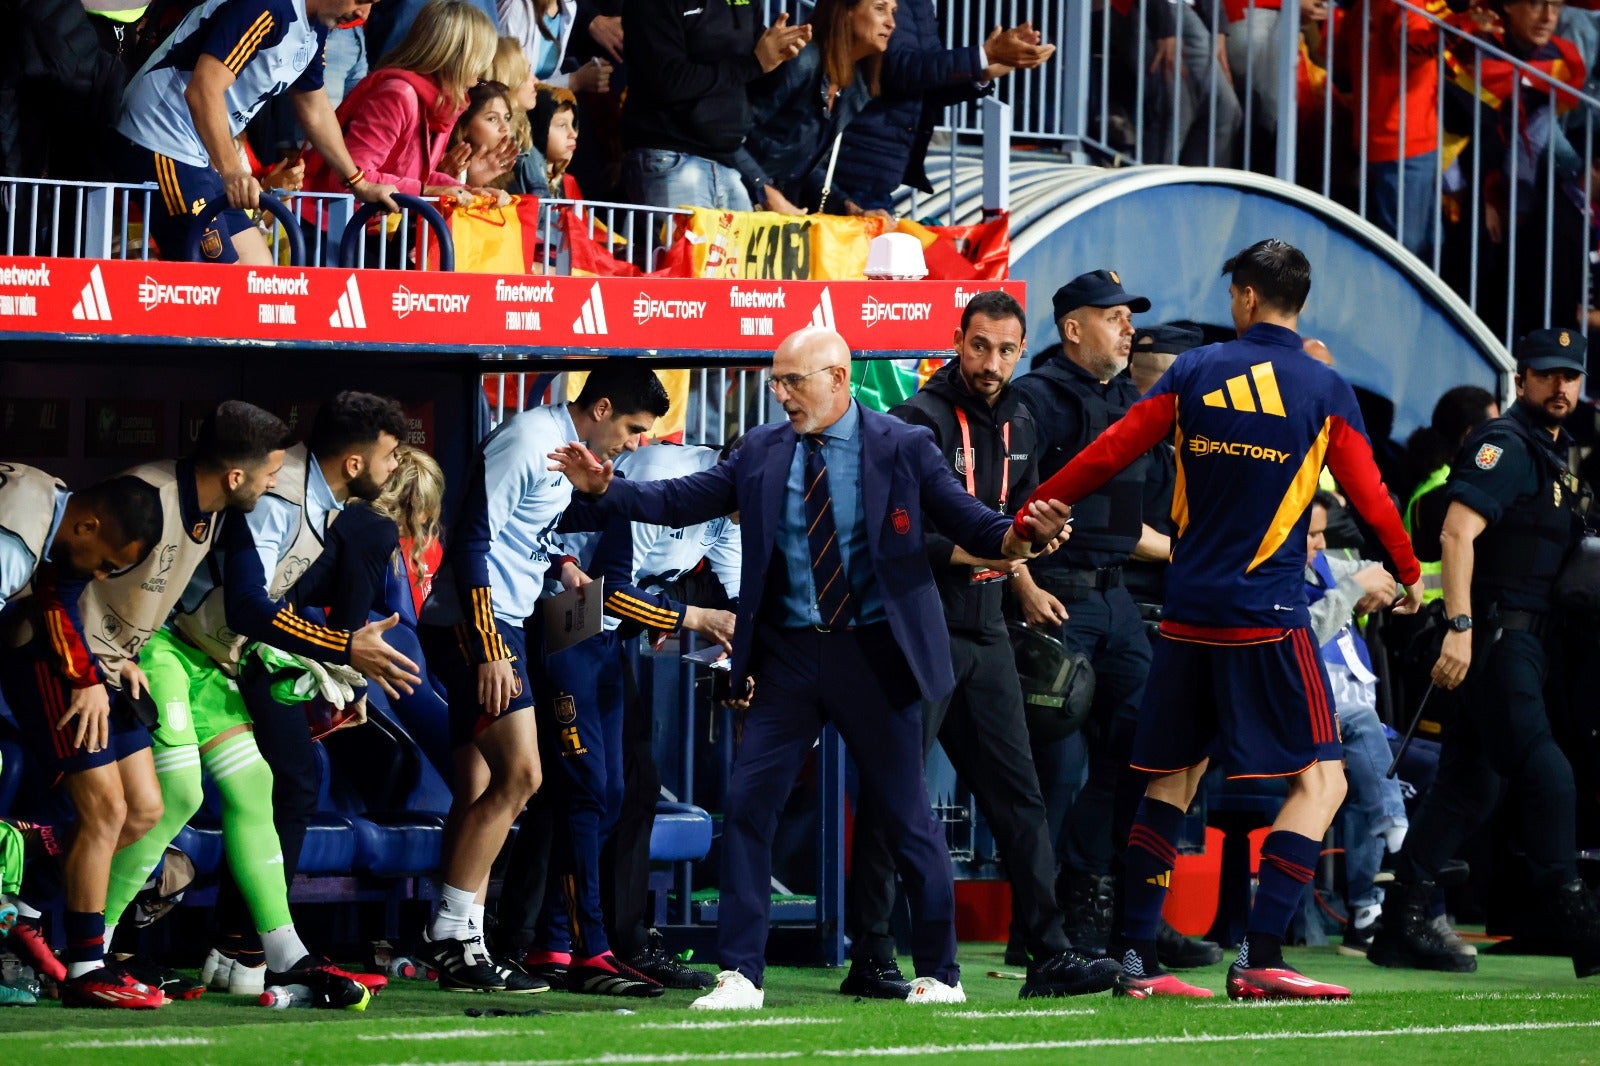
[572,281,609,334]
[71,265,112,321]
[329,275,367,329]
[810,286,835,330]
[1202,361,1286,416]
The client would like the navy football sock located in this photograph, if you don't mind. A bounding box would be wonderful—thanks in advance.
[1241,830,1321,967]
[1119,797,1186,946]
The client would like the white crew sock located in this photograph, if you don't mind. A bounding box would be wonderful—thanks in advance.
[103,922,117,956]
[261,925,310,973]
[469,902,485,936]
[66,959,105,979]
[429,884,477,942]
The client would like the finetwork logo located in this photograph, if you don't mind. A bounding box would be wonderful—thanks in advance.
[329,275,367,329]
[861,297,933,328]
[809,286,835,330]
[572,281,609,335]
[71,265,112,321]
[138,276,221,312]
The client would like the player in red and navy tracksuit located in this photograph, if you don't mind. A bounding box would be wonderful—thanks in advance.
[1017,240,1424,1001]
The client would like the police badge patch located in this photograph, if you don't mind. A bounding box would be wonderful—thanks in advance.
[1475,443,1502,470]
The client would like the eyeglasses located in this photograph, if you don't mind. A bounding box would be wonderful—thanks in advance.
[764,366,836,393]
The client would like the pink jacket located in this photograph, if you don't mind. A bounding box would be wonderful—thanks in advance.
[306,69,465,196]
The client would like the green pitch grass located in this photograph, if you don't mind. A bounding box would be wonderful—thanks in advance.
[2,944,1598,1066]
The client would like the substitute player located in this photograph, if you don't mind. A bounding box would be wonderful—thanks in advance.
[1015,240,1424,1000]
[415,365,669,992]
[115,0,397,263]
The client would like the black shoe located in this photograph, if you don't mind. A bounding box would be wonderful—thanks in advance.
[623,931,715,990]
[1002,940,1030,968]
[489,955,550,994]
[117,956,205,1001]
[1061,872,1116,956]
[1019,949,1121,998]
[424,936,508,992]
[1155,919,1223,969]
[1549,879,1600,978]
[569,954,665,997]
[1367,882,1476,973]
[262,962,371,1010]
[838,958,911,1000]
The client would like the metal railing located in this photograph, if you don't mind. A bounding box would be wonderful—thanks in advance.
[1,177,160,261]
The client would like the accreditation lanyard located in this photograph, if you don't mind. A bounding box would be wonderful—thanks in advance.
[955,407,1010,584]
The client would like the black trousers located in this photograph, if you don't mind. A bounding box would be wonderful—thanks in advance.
[1031,583,1151,878]
[601,653,657,958]
[847,625,1069,963]
[1397,626,1580,891]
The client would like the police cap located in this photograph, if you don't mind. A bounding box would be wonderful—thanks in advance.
[1052,270,1152,322]
[1133,323,1203,356]
[1516,328,1586,375]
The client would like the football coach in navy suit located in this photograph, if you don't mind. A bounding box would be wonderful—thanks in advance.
[550,327,1073,1010]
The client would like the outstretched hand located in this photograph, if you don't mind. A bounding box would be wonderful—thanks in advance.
[548,441,615,494]
[1003,499,1073,558]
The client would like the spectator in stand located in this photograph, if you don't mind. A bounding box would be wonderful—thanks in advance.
[445,81,520,191]
[1464,0,1589,333]
[1338,0,1482,258]
[565,0,625,198]
[323,22,369,109]
[364,0,500,60]
[500,1,613,92]
[832,2,1055,216]
[113,0,398,264]
[368,445,447,617]
[621,0,811,211]
[514,84,583,197]
[1110,0,1242,167]
[1225,0,1330,171]
[1303,491,1410,958]
[487,37,540,190]
[732,0,897,215]
[303,0,504,207]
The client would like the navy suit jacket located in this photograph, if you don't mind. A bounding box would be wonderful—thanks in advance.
[565,406,1013,703]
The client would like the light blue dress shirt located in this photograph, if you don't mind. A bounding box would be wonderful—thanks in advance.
[777,401,885,627]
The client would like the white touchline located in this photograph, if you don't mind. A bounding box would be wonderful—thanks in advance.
[382,1019,1600,1066]
[943,1008,1097,1020]
[637,1018,838,1031]
[357,1030,547,1041]
[53,1038,216,1050]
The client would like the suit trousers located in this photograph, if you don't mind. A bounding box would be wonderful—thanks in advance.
[723,623,958,986]
[848,624,1069,964]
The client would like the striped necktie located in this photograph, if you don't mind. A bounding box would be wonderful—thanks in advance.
[803,434,854,627]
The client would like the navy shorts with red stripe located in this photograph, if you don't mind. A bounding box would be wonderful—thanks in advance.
[116,135,254,263]
[418,619,540,750]
[1131,622,1342,779]
[0,655,152,777]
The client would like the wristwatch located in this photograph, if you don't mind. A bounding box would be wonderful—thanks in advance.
[1447,614,1473,633]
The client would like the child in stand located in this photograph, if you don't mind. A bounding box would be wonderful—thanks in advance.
[514,84,582,199]
[443,82,518,197]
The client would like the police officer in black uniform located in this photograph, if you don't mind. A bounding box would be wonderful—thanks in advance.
[1122,324,1203,612]
[840,290,1121,1001]
[1371,328,1600,977]
[1009,272,1167,955]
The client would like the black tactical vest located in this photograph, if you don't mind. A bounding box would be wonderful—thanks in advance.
[1027,361,1148,567]
[1468,413,1584,614]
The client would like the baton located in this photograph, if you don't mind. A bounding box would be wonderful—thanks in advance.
[1386,681,1435,779]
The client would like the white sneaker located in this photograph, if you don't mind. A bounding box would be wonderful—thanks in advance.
[905,977,966,1004]
[689,970,764,1011]
[199,948,266,995]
